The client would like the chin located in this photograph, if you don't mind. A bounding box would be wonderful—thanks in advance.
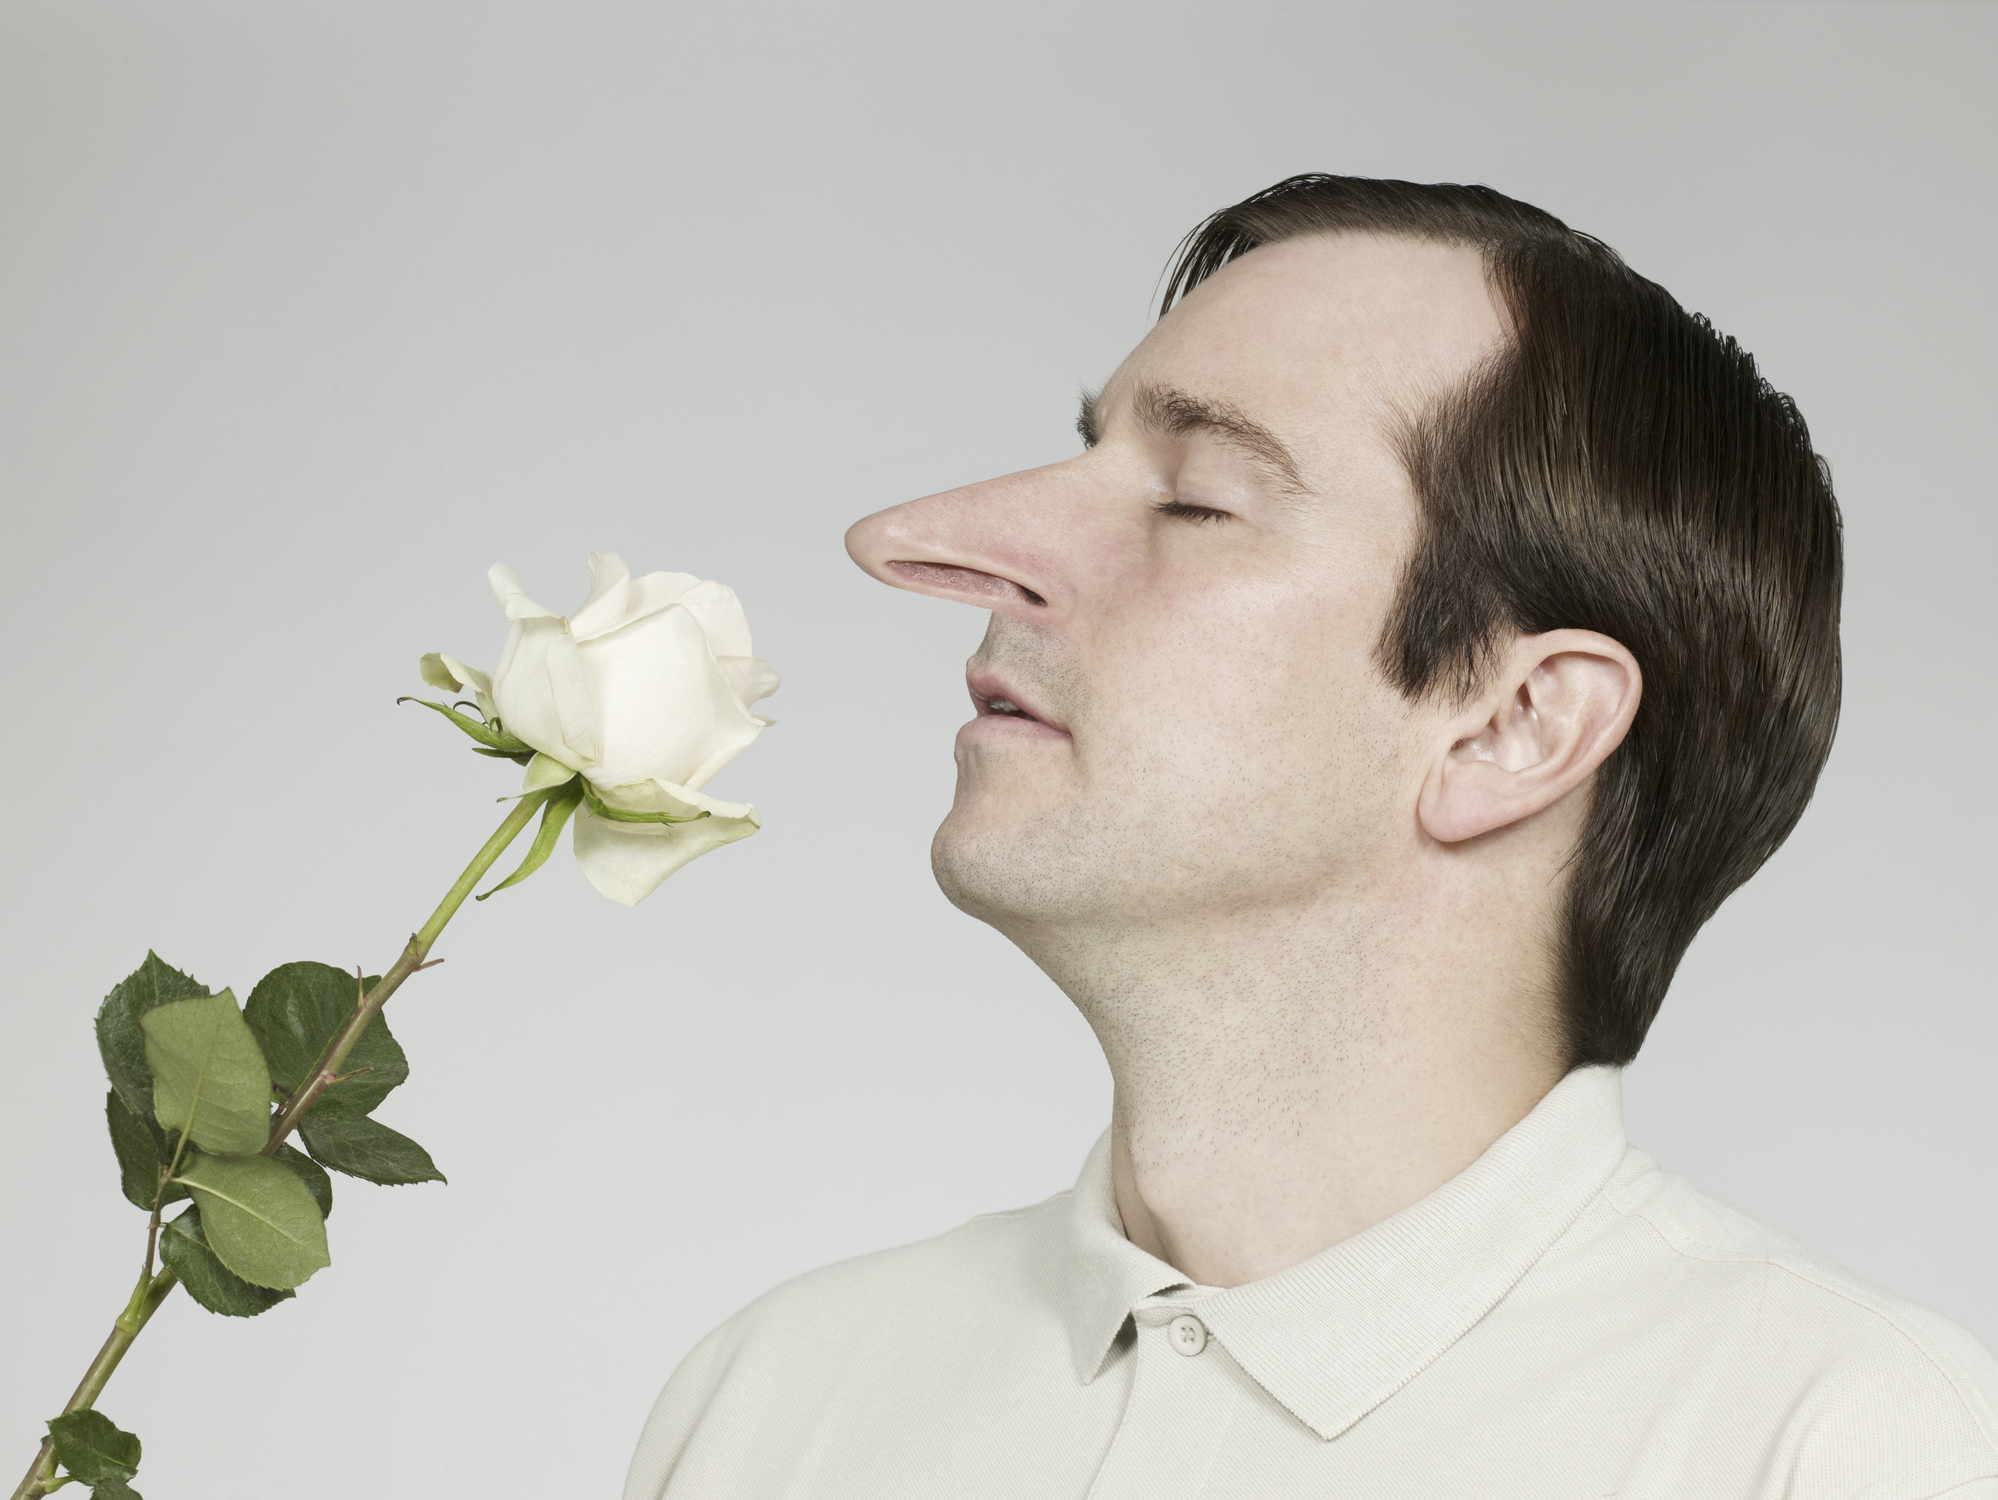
[930,788,1189,942]
[930,807,1021,922]
[929,801,1095,932]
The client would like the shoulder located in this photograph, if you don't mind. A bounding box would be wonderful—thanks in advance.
[1596,1150,1998,1480]
[623,1189,1076,1499]
[716,1187,1074,1350]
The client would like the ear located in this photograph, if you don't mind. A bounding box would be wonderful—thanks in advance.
[1417,630,1641,845]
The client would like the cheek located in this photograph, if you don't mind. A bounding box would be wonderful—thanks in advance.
[1105,544,1391,723]
[1080,548,1419,836]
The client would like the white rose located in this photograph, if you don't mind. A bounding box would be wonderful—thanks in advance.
[422,552,777,905]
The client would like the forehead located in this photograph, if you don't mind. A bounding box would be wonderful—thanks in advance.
[1105,233,1505,458]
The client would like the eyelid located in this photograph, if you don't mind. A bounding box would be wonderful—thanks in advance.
[1151,498,1235,523]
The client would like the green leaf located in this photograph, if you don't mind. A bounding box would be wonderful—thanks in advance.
[140,993,272,1156]
[90,1478,141,1500]
[580,780,711,825]
[396,696,532,753]
[157,1208,291,1317]
[46,1409,139,1484]
[300,1102,445,1186]
[478,782,584,899]
[243,962,407,1117]
[470,746,535,763]
[104,1091,185,1212]
[175,1152,330,1290]
[95,953,210,1125]
[274,1142,333,1220]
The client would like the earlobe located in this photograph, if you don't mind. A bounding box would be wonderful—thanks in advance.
[1417,631,1641,845]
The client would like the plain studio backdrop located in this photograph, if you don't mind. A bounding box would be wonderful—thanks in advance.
[2,3,1992,1495]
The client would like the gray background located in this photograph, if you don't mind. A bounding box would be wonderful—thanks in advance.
[2,3,1991,1495]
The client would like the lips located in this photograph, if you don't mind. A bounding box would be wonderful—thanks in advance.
[966,671,1068,735]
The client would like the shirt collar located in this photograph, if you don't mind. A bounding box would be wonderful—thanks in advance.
[1058,1065,1630,1440]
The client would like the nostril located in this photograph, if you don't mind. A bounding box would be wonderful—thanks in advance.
[888,561,1047,607]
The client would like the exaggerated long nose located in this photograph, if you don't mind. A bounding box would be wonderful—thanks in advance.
[844,462,1093,627]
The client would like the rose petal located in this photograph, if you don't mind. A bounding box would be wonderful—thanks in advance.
[488,564,560,621]
[544,631,602,766]
[567,567,708,642]
[594,777,753,821]
[625,570,705,614]
[578,603,764,791]
[437,653,497,719]
[570,778,760,906]
[421,652,498,720]
[492,618,597,770]
[667,578,755,660]
[566,552,634,640]
[419,653,461,692]
[717,655,781,710]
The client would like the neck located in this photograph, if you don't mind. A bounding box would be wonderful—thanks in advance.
[1020,889,1567,1288]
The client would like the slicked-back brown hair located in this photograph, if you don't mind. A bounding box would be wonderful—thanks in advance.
[1162,174,1843,1068]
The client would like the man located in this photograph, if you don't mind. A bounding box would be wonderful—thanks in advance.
[624,175,1998,1498]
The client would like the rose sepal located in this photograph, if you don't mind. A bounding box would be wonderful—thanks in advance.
[578,780,712,825]
[395,696,534,756]
[476,779,587,901]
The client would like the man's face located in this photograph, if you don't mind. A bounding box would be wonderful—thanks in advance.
[845,234,1506,948]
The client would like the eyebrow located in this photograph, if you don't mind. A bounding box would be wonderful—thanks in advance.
[1077,383,1308,496]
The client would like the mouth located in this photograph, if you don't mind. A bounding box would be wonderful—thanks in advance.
[966,672,1069,738]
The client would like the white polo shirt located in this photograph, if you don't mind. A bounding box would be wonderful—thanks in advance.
[625,1067,1998,1499]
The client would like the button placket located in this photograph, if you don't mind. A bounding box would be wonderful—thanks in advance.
[1085,1302,1236,1500]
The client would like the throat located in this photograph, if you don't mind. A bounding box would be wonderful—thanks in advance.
[1082,944,1567,1289]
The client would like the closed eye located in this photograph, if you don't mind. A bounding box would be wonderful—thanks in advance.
[1152,499,1235,524]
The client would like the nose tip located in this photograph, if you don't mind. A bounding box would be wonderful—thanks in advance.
[843,502,907,588]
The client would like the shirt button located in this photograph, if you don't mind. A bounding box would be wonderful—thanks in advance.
[1167,1314,1208,1356]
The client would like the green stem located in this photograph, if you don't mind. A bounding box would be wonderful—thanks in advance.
[10,1270,177,1500]
[143,1124,193,1287]
[265,789,550,1152]
[9,792,551,1500]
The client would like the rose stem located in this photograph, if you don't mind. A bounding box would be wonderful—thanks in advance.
[264,786,555,1148]
[9,790,552,1500]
